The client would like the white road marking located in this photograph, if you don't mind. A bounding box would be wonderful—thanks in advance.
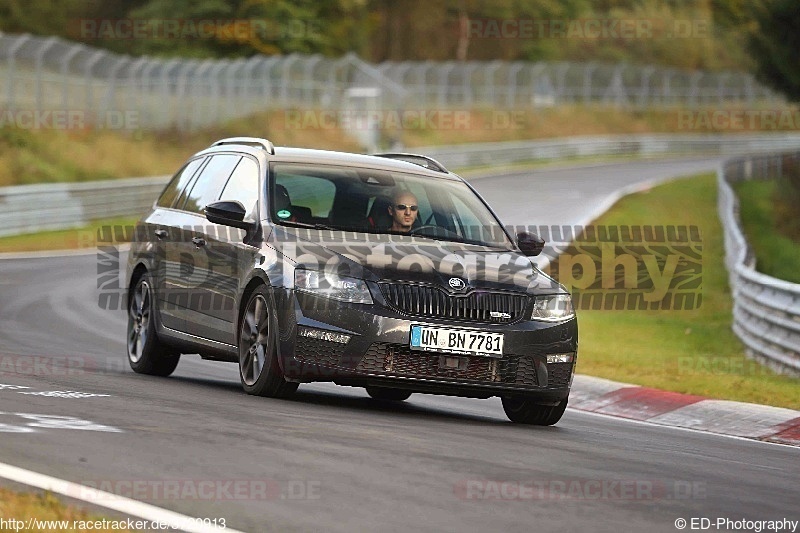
[0,384,30,390]
[18,390,111,399]
[0,423,35,433]
[0,412,122,433]
[0,462,245,533]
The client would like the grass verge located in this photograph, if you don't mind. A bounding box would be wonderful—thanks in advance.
[735,180,800,284]
[0,487,130,532]
[1,104,797,187]
[568,172,800,409]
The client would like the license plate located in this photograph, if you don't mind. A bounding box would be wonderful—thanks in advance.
[410,325,503,358]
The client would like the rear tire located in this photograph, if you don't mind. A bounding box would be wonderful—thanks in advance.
[501,397,567,425]
[365,386,412,401]
[127,273,180,376]
[238,286,298,398]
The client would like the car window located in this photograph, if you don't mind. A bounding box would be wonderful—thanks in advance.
[181,154,241,214]
[156,157,207,209]
[448,193,487,243]
[273,168,337,219]
[269,162,512,247]
[218,156,260,222]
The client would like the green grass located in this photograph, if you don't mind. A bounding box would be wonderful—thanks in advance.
[570,173,800,409]
[2,103,797,187]
[0,488,131,532]
[0,217,139,253]
[735,180,800,284]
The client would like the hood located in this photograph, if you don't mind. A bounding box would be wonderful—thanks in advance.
[270,227,564,295]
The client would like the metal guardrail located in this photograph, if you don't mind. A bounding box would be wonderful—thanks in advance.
[419,133,800,169]
[5,133,800,238]
[718,153,800,376]
[0,176,168,238]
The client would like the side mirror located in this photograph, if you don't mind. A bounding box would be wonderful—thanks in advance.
[517,231,545,256]
[205,201,252,230]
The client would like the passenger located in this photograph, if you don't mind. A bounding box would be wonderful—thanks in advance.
[388,191,419,233]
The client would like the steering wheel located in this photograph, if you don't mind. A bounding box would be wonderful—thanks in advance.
[408,225,461,239]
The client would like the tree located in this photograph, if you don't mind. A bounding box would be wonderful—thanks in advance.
[748,0,800,101]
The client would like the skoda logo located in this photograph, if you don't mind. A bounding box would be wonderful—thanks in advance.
[448,277,467,291]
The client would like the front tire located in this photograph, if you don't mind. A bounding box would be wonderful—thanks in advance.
[501,397,568,425]
[127,273,180,376]
[238,286,298,398]
[365,386,412,402]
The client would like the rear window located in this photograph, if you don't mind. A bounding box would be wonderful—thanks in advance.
[156,157,206,208]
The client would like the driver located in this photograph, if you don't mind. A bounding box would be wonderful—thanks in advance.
[388,191,419,233]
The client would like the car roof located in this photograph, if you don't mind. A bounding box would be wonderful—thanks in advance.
[194,143,462,182]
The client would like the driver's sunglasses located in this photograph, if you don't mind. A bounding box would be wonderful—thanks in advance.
[395,204,418,212]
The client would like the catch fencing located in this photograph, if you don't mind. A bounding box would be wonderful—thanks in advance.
[0,32,784,131]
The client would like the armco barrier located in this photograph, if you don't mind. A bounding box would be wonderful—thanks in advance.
[419,133,800,169]
[5,133,800,238]
[0,175,168,238]
[718,153,800,376]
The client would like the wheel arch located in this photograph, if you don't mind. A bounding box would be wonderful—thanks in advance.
[237,273,271,333]
[126,262,149,309]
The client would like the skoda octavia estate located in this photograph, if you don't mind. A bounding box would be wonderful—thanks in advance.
[126,137,577,425]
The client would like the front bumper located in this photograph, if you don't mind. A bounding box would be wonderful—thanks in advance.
[273,288,577,400]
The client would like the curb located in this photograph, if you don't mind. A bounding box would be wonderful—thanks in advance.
[570,375,800,446]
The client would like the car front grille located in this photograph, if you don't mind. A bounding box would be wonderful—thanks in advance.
[357,343,537,385]
[378,282,530,323]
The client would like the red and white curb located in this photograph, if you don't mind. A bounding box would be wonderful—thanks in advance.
[570,375,800,446]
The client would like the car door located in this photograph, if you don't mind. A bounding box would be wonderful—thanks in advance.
[149,156,208,331]
[187,155,262,345]
[165,153,241,336]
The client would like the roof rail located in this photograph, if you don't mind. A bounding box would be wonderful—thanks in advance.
[212,137,275,154]
[372,153,448,173]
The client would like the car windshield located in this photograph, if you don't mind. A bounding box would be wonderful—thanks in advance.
[269,162,513,248]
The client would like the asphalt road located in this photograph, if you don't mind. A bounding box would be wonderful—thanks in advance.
[1,156,797,533]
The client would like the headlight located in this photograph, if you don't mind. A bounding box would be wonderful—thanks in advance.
[294,269,373,304]
[531,294,574,321]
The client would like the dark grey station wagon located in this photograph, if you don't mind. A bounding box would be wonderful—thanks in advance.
[126,137,577,424]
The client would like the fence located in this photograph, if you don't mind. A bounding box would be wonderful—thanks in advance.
[719,154,800,376]
[0,32,784,132]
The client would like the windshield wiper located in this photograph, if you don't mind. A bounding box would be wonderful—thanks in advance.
[279,220,338,231]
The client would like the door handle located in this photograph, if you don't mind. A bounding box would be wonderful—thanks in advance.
[154,229,168,239]
[192,237,207,247]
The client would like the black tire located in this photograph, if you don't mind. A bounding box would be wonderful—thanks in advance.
[365,386,412,402]
[127,273,180,376]
[238,286,298,398]
[501,397,568,425]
